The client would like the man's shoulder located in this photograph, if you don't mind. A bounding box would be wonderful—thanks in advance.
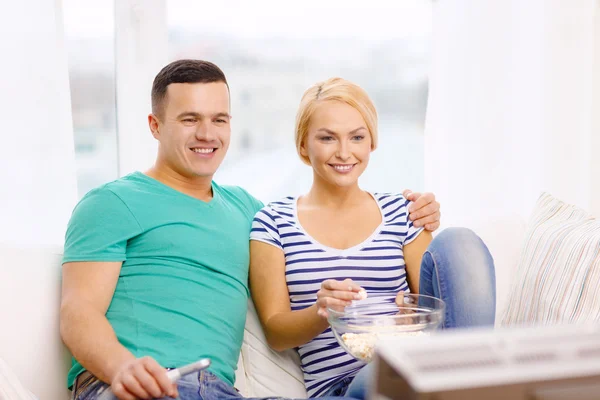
[64,175,144,261]
[101,172,148,195]
[216,183,264,215]
[78,173,144,207]
[217,184,248,197]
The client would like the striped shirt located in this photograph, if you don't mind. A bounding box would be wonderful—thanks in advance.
[250,193,423,397]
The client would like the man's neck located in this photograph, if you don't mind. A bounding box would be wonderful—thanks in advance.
[145,165,214,202]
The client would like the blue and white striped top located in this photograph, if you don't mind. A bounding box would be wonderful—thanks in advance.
[250,193,423,397]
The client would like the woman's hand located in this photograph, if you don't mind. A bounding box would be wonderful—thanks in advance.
[395,291,406,307]
[316,278,364,319]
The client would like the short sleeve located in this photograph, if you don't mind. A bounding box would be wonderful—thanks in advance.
[380,193,424,246]
[250,206,282,250]
[62,187,143,263]
[245,192,265,215]
[402,196,425,246]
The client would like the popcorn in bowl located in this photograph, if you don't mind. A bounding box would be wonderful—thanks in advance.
[328,293,444,362]
[341,331,427,362]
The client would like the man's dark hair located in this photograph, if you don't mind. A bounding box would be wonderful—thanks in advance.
[151,59,229,117]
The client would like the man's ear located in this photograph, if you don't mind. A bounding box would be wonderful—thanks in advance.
[148,114,160,140]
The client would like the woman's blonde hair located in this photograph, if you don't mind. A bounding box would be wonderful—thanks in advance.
[294,77,378,165]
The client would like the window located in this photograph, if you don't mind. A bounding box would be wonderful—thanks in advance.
[63,0,118,198]
[168,0,431,201]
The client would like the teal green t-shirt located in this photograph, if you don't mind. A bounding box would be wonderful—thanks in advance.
[63,172,263,389]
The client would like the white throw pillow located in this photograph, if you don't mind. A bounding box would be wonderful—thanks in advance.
[240,300,307,398]
[500,193,600,325]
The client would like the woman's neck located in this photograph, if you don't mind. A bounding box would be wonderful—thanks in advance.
[302,172,366,209]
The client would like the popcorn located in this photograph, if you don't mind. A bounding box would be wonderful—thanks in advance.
[341,331,427,362]
[341,333,377,362]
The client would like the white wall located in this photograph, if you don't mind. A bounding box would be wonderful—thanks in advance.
[0,0,78,248]
[425,0,599,224]
[424,0,600,314]
[542,0,597,215]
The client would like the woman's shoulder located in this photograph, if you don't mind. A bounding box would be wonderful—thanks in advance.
[253,196,297,221]
[266,196,297,210]
[372,192,412,221]
[372,192,410,207]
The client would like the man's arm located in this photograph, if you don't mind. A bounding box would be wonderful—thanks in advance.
[403,190,441,231]
[60,261,131,383]
[60,262,177,400]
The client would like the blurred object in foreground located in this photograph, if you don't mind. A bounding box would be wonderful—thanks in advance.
[373,323,600,400]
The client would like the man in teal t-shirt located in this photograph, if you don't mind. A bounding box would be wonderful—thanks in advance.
[63,173,262,393]
[60,60,441,400]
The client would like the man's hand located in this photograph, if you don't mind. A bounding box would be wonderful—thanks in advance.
[110,357,178,400]
[402,190,441,232]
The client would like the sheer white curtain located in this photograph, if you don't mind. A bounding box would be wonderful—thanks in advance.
[592,2,600,217]
[425,0,599,226]
[0,0,78,247]
[115,0,167,177]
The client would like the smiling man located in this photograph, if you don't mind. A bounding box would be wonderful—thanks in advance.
[59,60,442,400]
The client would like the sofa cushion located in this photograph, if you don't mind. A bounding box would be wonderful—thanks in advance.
[0,245,71,400]
[454,214,527,321]
[0,358,37,400]
[500,193,600,325]
[0,243,304,399]
[240,300,306,398]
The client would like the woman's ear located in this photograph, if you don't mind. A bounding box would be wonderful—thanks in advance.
[299,139,308,157]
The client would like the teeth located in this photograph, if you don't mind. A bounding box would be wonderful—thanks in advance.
[333,165,353,171]
[192,148,214,154]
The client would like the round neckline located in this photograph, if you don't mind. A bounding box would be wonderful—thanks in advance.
[292,192,385,256]
[133,171,220,207]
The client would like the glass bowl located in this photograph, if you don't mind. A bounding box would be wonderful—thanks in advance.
[327,293,445,362]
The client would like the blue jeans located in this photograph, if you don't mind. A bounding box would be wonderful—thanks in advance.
[73,370,355,400]
[323,227,496,399]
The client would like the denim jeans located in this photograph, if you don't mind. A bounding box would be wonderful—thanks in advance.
[72,370,356,400]
[321,227,497,398]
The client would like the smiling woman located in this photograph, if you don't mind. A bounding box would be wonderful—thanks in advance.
[300,102,373,188]
[247,77,442,398]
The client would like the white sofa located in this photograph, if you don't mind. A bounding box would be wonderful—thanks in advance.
[0,216,526,399]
